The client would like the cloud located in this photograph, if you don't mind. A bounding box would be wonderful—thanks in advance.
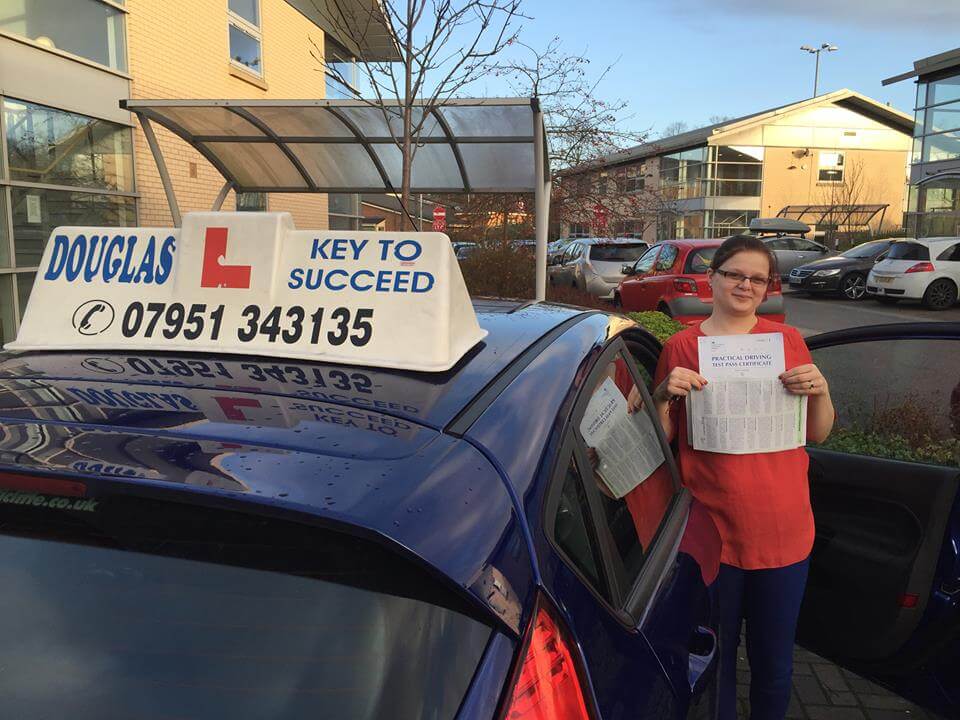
[654,0,960,30]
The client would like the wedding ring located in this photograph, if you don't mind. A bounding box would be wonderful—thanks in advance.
[808,381,814,389]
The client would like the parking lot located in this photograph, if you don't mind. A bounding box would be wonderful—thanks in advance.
[784,290,960,336]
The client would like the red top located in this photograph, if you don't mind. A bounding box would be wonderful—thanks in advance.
[653,317,815,570]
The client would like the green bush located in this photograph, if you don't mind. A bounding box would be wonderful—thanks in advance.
[626,311,685,344]
[815,428,959,467]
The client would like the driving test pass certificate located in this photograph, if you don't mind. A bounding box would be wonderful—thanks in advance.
[687,333,807,454]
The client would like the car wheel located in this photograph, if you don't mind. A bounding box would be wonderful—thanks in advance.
[876,296,900,305]
[657,303,673,318]
[840,272,867,301]
[922,278,959,310]
[613,292,622,308]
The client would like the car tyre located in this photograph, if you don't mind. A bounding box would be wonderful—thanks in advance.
[876,296,900,305]
[657,302,673,318]
[840,272,867,301]
[613,292,622,309]
[922,278,959,310]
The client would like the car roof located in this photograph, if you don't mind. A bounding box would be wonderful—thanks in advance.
[577,237,647,245]
[657,238,723,249]
[0,300,600,632]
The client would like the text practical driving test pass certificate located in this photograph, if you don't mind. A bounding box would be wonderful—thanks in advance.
[687,333,807,454]
[579,378,665,498]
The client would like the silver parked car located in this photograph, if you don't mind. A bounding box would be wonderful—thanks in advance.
[548,238,649,299]
[748,218,836,279]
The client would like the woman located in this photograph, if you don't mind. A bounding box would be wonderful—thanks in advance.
[651,235,835,720]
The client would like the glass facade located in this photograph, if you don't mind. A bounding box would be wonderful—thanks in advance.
[907,72,960,236]
[0,0,127,72]
[0,96,137,342]
[659,145,763,200]
[704,209,759,238]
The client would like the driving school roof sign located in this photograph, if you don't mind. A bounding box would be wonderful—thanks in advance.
[6,212,487,372]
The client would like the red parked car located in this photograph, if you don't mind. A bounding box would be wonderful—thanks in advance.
[615,239,786,324]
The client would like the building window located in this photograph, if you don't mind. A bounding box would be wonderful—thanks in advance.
[325,39,358,99]
[704,209,759,238]
[818,152,844,183]
[0,0,128,72]
[228,0,262,76]
[328,193,362,230]
[0,95,138,343]
[236,192,267,211]
[4,99,134,192]
[616,166,645,193]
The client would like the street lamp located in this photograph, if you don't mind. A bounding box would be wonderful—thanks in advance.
[800,43,839,97]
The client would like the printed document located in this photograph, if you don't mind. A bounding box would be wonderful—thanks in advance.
[687,333,807,454]
[579,378,665,498]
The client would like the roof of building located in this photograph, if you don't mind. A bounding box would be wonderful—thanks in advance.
[286,0,401,62]
[567,89,913,173]
[883,47,960,86]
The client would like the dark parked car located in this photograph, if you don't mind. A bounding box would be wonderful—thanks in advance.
[788,239,893,300]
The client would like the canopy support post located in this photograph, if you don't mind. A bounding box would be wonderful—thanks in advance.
[211,181,234,211]
[534,109,549,302]
[137,113,182,227]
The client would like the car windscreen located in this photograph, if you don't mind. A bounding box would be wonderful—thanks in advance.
[886,242,930,261]
[842,242,888,259]
[0,482,493,720]
[684,247,719,274]
[590,243,647,262]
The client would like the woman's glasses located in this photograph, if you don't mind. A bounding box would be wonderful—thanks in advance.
[714,269,771,289]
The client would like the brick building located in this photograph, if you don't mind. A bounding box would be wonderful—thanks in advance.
[0,0,398,342]
[560,90,913,244]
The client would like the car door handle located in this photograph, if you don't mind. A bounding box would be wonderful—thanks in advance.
[688,625,718,693]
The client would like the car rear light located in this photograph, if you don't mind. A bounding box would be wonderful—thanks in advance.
[673,278,697,293]
[770,275,782,292]
[0,472,86,497]
[905,262,935,273]
[500,600,592,720]
[898,593,920,608]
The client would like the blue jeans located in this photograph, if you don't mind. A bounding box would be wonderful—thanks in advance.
[718,557,810,720]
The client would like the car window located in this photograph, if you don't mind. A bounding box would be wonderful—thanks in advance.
[0,490,492,719]
[571,350,679,595]
[633,246,660,274]
[554,455,607,595]
[808,338,959,471]
[842,241,889,259]
[764,237,793,251]
[655,245,679,271]
[562,243,581,263]
[591,243,648,262]
[887,242,931,261]
[792,238,822,252]
[936,243,960,261]
[684,247,718,274]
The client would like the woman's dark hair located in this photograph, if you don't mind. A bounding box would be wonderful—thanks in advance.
[710,234,778,279]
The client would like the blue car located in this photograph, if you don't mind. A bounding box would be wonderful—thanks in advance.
[0,304,957,719]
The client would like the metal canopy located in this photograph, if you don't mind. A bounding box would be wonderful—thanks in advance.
[777,204,889,230]
[122,97,553,299]
[121,98,548,195]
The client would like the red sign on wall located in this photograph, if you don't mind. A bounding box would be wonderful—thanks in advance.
[432,206,447,232]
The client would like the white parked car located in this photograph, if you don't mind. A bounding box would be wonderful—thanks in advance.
[866,237,960,310]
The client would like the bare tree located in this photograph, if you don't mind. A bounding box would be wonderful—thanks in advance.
[658,120,689,139]
[309,0,524,227]
[815,158,886,249]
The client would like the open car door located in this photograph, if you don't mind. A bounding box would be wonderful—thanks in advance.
[798,322,960,718]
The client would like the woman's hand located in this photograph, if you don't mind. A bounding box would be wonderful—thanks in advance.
[653,367,709,405]
[780,364,829,396]
[626,384,644,414]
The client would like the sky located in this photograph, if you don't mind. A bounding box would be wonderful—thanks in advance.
[470,0,960,139]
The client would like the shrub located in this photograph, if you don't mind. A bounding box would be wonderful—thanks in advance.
[815,429,959,467]
[459,243,535,299]
[626,311,685,344]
